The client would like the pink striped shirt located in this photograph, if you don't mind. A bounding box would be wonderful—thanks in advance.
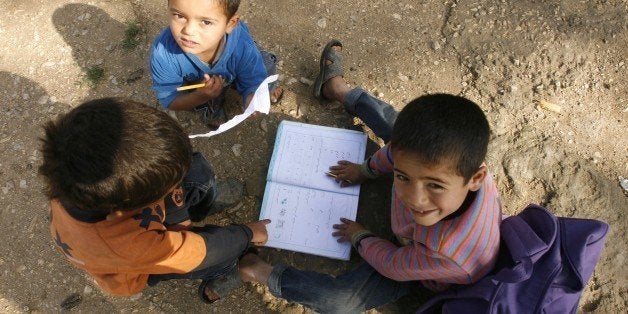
[359,145,502,291]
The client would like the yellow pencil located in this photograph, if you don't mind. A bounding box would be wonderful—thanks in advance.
[325,171,352,184]
[176,83,206,91]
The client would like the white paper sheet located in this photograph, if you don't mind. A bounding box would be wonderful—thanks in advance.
[189,74,278,139]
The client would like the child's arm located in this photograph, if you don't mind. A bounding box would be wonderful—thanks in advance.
[168,75,224,111]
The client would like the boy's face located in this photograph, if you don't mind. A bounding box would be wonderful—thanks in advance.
[392,149,486,227]
[168,0,238,63]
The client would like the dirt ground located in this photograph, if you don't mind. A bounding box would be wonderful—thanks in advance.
[0,0,625,313]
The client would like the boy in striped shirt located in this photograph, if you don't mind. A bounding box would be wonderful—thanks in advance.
[239,92,502,312]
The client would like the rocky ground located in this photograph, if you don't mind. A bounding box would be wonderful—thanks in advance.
[0,0,625,313]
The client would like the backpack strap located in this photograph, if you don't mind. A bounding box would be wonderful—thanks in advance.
[493,205,557,283]
[558,216,609,292]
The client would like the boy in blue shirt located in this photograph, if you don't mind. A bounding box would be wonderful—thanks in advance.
[150,0,283,129]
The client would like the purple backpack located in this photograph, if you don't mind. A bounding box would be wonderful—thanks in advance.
[416,204,609,314]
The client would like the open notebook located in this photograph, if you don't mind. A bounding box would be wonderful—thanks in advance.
[259,120,367,260]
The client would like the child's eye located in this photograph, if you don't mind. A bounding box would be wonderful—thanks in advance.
[395,174,409,182]
[202,20,214,26]
[427,183,444,190]
[173,13,184,19]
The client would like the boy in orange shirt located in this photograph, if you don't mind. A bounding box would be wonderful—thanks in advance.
[39,98,269,303]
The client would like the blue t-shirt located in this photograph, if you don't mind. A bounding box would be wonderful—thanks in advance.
[150,21,268,108]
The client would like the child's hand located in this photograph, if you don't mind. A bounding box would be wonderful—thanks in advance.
[328,160,366,187]
[332,218,366,242]
[246,219,271,246]
[198,74,224,99]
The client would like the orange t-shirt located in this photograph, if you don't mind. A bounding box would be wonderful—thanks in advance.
[49,187,207,296]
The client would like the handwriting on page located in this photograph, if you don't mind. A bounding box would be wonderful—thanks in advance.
[273,130,363,194]
[264,183,357,257]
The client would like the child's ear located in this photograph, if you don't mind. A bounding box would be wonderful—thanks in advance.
[468,165,487,192]
[226,15,239,34]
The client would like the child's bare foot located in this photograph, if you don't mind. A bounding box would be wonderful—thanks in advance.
[239,253,273,285]
[313,40,352,103]
[270,86,284,103]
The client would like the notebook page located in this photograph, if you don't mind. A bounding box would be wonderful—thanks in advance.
[266,121,367,196]
[259,181,358,260]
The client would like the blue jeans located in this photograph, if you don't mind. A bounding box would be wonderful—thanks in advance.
[268,262,414,313]
[161,152,217,225]
[344,87,398,142]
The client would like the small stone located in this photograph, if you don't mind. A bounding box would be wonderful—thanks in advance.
[16,265,26,273]
[231,144,242,157]
[19,180,26,189]
[212,149,221,157]
[299,77,314,86]
[431,41,441,50]
[398,73,409,82]
[260,119,268,132]
[37,95,49,105]
[392,13,402,20]
[317,18,327,28]
[83,285,93,294]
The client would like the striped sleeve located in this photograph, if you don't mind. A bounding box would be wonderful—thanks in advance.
[358,237,473,285]
[365,144,395,176]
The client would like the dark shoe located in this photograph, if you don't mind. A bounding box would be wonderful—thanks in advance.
[188,178,243,222]
[210,178,244,213]
[197,265,242,304]
[312,39,344,100]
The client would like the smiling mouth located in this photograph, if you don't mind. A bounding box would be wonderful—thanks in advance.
[412,208,437,216]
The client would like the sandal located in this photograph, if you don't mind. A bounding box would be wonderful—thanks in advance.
[196,247,259,304]
[312,39,344,100]
[197,265,243,304]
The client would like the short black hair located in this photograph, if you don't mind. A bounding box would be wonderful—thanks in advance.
[39,98,192,212]
[167,0,240,19]
[220,0,240,19]
[390,94,490,182]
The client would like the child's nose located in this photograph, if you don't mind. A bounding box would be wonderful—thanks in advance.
[408,186,430,208]
[181,22,195,35]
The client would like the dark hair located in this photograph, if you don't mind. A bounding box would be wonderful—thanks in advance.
[167,0,240,19]
[39,98,192,212]
[390,94,490,182]
[220,0,240,19]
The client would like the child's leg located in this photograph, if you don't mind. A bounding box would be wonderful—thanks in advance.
[258,49,283,103]
[343,88,398,142]
[269,262,410,313]
[241,253,410,313]
[313,40,398,142]
[178,152,243,222]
